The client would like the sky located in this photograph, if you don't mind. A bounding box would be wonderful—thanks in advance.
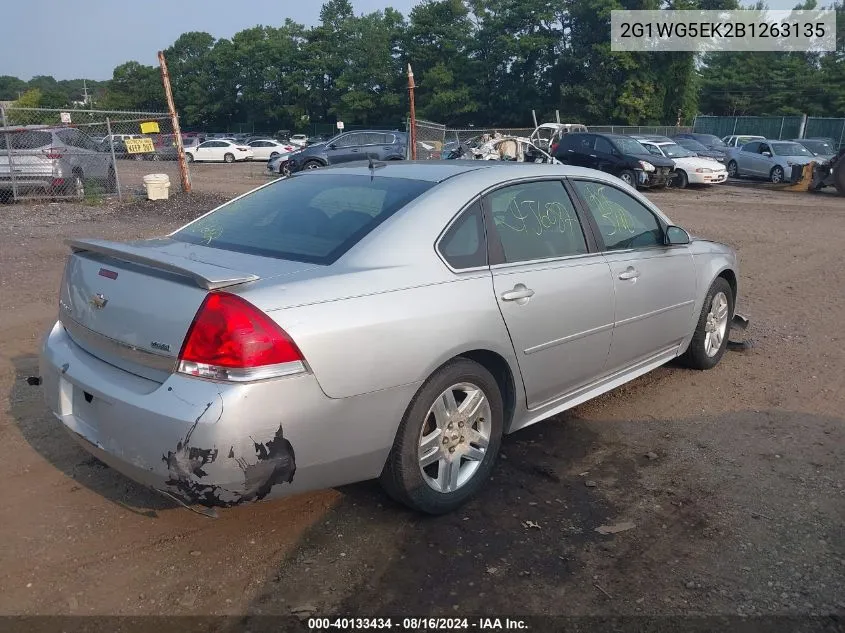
[4,0,802,81]
[2,0,422,80]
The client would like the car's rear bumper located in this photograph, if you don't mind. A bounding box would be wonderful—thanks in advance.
[39,321,417,507]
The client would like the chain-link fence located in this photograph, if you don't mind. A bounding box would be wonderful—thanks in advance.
[0,106,187,203]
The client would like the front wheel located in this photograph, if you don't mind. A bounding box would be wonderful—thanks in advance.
[680,277,734,370]
[727,160,738,178]
[770,165,785,183]
[618,169,636,187]
[380,358,503,514]
[303,160,322,170]
[185,153,194,163]
[224,153,235,164]
[670,169,689,189]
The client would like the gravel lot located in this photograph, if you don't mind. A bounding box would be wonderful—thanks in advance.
[1,163,843,625]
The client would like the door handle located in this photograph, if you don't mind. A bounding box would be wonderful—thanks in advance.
[618,267,640,281]
[351,149,359,153]
[501,284,535,302]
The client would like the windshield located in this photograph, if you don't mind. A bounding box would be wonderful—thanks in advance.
[771,142,813,157]
[658,143,695,158]
[698,134,726,147]
[676,138,708,152]
[800,140,835,155]
[172,174,434,264]
[613,137,650,155]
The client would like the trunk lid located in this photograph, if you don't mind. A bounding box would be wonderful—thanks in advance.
[59,238,317,382]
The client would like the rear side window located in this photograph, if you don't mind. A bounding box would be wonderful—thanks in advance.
[439,201,486,269]
[172,174,434,264]
[7,130,52,149]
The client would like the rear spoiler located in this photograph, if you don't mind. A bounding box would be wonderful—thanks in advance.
[66,239,259,290]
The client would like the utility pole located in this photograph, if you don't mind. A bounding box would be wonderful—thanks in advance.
[82,79,90,106]
[158,51,191,193]
[408,64,416,161]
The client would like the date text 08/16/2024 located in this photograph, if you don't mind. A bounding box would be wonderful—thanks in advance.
[307,618,529,630]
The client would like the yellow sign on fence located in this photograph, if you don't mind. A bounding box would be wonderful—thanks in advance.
[125,138,155,154]
[140,121,160,134]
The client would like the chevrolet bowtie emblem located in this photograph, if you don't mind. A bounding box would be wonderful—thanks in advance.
[89,293,108,309]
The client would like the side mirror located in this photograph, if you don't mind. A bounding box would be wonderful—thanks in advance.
[328,143,336,150]
[665,225,691,246]
[762,151,772,157]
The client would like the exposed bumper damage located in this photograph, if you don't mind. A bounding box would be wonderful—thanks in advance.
[161,408,297,508]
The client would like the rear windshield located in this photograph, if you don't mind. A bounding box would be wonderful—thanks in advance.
[172,173,435,264]
[5,130,52,149]
[698,135,726,147]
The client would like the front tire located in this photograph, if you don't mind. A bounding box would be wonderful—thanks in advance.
[619,169,636,187]
[770,165,785,183]
[186,153,194,163]
[224,153,235,164]
[380,358,504,515]
[670,169,689,189]
[680,277,734,370]
[303,160,322,170]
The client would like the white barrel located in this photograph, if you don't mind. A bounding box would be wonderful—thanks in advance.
[143,173,171,201]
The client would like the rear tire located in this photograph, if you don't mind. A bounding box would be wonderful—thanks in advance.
[379,358,503,515]
[680,277,734,370]
[66,173,84,200]
[727,160,738,178]
[224,153,235,164]
[105,167,117,193]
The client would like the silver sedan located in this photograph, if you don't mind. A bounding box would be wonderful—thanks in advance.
[39,162,744,514]
[726,140,816,183]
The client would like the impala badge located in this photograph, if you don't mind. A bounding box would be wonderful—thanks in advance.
[89,293,108,309]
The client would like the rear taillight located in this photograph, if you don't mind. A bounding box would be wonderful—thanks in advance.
[177,292,305,382]
[45,148,63,159]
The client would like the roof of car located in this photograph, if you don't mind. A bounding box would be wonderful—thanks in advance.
[297,160,616,184]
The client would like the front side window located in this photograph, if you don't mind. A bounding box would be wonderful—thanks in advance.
[172,174,434,264]
[573,180,663,251]
[485,180,588,264]
[741,142,761,153]
[594,137,614,154]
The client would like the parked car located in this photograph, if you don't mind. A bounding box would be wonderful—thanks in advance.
[552,132,674,188]
[633,137,727,188]
[246,139,296,162]
[307,134,332,145]
[674,133,729,152]
[0,125,114,199]
[283,130,407,173]
[726,140,816,183]
[722,135,766,148]
[38,161,744,514]
[789,138,837,162]
[266,148,301,176]
[185,139,253,163]
[289,134,309,147]
[671,136,727,163]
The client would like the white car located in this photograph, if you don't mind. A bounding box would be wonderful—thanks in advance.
[289,134,308,147]
[185,140,253,163]
[638,139,727,188]
[246,139,296,161]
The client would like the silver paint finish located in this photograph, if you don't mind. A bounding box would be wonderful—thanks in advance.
[39,162,742,505]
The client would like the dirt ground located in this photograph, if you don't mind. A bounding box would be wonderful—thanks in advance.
[1,163,843,626]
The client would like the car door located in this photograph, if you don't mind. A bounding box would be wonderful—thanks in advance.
[592,136,619,174]
[248,141,268,161]
[736,142,760,175]
[570,178,696,373]
[326,133,361,164]
[193,141,214,161]
[482,179,615,408]
[556,134,591,168]
[754,142,775,175]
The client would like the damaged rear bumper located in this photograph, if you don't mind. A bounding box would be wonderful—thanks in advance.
[39,321,416,508]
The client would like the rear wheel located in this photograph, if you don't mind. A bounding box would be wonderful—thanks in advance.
[380,358,503,514]
[66,173,84,200]
[770,165,785,183]
[105,167,117,193]
[224,153,235,164]
[619,169,636,187]
[727,160,738,178]
[680,277,734,370]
